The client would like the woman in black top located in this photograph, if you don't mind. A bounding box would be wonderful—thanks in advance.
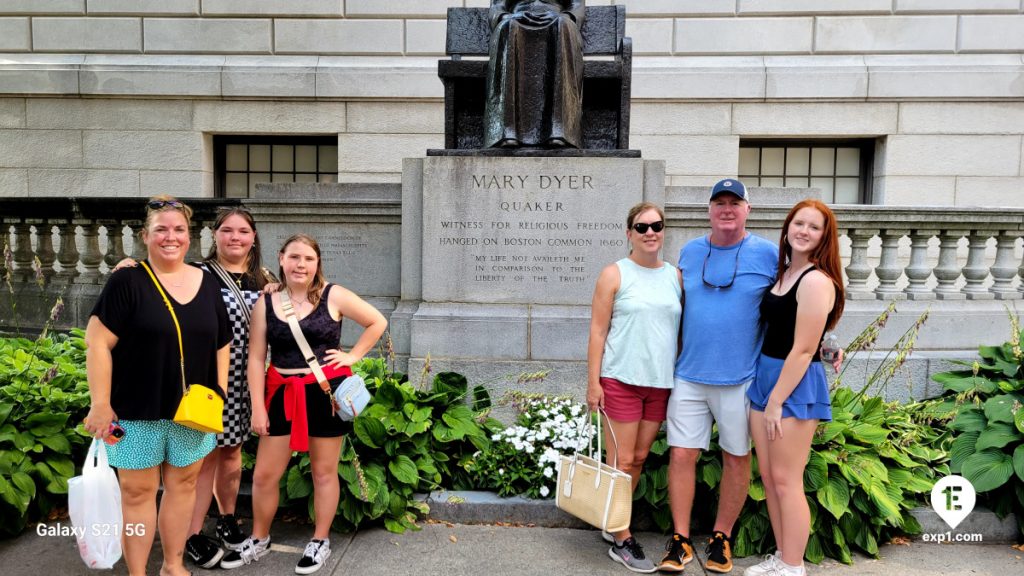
[220,234,386,574]
[84,196,230,576]
[744,200,845,576]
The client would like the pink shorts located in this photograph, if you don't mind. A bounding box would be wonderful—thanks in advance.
[600,377,671,423]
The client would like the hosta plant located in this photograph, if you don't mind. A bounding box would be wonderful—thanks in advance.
[0,328,91,538]
[272,357,499,534]
[932,313,1024,537]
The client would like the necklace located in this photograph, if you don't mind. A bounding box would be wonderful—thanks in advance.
[287,290,309,308]
[155,267,185,287]
[229,271,243,288]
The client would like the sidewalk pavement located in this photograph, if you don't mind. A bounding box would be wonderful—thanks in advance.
[1,518,1021,576]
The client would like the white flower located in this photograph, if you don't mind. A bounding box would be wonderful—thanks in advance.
[543,467,553,478]
[525,444,535,453]
[539,485,550,497]
[498,468,504,475]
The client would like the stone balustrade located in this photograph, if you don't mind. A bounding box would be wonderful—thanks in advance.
[0,198,238,287]
[1,197,1022,331]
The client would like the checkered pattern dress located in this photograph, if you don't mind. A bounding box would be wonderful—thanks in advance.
[200,263,260,447]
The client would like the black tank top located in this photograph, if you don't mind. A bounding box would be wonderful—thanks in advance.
[265,285,343,369]
[760,267,827,361]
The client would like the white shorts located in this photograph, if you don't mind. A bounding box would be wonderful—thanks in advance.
[666,378,751,456]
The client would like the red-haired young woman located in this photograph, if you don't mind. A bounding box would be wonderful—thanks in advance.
[744,199,845,576]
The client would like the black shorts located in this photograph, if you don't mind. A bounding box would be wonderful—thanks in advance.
[267,375,352,438]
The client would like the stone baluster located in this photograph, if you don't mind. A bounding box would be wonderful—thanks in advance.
[903,229,937,300]
[989,231,1022,300]
[78,220,104,284]
[34,221,58,283]
[874,229,908,300]
[10,221,34,284]
[844,229,877,300]
[961,231,995,300]
[102,221,127,276]
[187,223,203,263]
[934,229,967,300]
[128,221,146,260]
[55,220,80,282]
[0,223,7,280]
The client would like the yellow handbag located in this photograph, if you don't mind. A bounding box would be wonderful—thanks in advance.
[140,261,224,434]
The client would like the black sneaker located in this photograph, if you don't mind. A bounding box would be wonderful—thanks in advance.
[185,533,225,569]
[220,535,271,570]
[217,514,247,550]
[658,533,694,572]
[705,530,733,573]
[295,539,331,575]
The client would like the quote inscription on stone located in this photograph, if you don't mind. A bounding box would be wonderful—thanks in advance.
[422,157,643,305]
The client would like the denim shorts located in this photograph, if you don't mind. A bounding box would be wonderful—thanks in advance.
[105,419,216,469]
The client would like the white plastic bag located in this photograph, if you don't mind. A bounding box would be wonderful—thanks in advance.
[68,439,123,569]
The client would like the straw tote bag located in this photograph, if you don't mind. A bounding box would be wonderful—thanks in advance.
[555,408,632,532]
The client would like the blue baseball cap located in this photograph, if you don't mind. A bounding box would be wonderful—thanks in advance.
[709,178,748,202]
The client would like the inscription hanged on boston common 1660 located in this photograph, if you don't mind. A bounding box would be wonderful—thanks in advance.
[421,156,643,305]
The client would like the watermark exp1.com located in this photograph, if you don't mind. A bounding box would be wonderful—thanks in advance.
[920,531,984,543]
[925,475,983,543]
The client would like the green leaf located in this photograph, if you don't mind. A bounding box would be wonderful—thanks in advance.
[1016,405,1024,434]
[353,416,387,449]
[866,478,901,521]
[389,455,419,486]
[961,448,1014,493]
[24,413,68,437]
[471,385,491,412]
[0,402,13,427]
[36,433,71,454]
[950,431,980,473]
[818,474,851,520]
[431,372,468,401]
[748,478,766,501]
[814,422,846,444]
[950,408,987,433]
[1012,444,1024,483]
[10,472,35,502]
[975,421,1023,451]
[805,533,825,564]
[43,455,74,478]
[983,394,1021,425]
[804,452,828,491]
[286,466,312,500]
[940,375,990,393]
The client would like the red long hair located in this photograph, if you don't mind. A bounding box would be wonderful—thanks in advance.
[778,199,845,331]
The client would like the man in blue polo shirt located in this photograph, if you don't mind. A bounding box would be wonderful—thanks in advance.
[659,179,778,574]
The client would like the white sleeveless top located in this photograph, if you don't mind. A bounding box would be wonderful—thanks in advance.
[600,258,682,389]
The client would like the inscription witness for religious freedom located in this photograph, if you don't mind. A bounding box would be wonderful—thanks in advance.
[485,0,586,149]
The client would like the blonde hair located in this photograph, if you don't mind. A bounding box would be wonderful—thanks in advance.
[278,234,328,308]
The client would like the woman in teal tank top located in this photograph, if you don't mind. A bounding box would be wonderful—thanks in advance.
[587,202,683,573]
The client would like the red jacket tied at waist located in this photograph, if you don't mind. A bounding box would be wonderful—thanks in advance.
[265,364,353,452]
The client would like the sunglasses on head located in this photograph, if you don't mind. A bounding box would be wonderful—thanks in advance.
[631,220,664,234]
[147,199,184,210]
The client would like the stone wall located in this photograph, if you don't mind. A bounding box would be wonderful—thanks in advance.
[1,3,1023,202]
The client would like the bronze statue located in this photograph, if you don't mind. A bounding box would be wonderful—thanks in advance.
[484,0,586,149]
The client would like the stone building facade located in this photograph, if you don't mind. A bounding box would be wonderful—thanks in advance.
[0,1,1022,206]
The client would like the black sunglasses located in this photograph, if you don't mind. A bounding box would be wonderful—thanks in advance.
[631,220,664,234]
[702,238,743,289]
[147,199,184,210]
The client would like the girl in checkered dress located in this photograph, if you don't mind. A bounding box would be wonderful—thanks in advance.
[188,208,277,566]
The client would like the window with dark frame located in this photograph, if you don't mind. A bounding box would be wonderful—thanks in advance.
[738,139,875,204]
[214,136,339,198]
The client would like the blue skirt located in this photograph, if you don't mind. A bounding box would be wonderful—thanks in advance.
[747,353,832,421]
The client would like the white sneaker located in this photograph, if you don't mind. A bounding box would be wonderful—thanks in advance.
[220,535,271,569]
[295,538,331,574]
[744,551,782,576]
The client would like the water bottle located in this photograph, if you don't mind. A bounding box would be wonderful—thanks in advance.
[820,332,840,362]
